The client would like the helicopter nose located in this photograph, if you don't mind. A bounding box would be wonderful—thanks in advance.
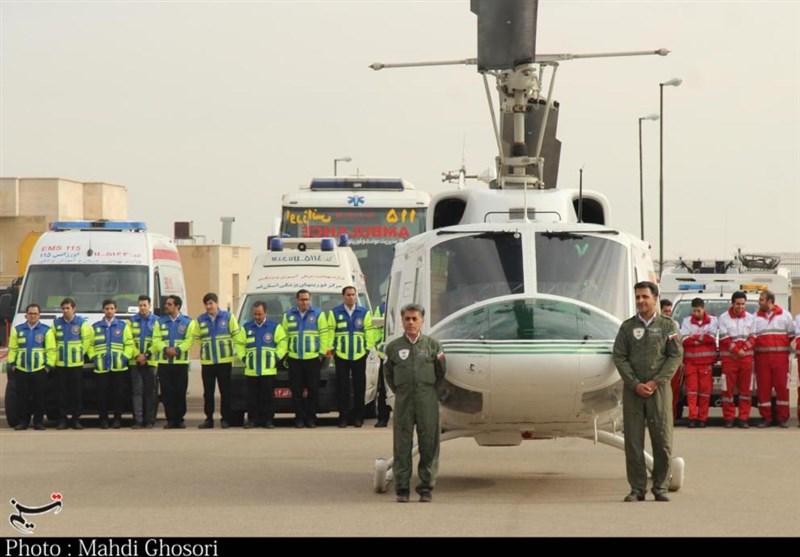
[434,295,621,424]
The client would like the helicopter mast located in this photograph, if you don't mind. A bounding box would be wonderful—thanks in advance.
[370,0,669,200]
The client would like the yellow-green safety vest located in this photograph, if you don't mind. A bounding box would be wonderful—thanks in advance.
[129,312,159,366]
[282,307,330,360]
[326,304,374,360]
[196,310,240,365]
[236,319,288,376]
[53,316,92,368]
[8,322,56,372]
[151,314,197,364]
[89,318,134,373]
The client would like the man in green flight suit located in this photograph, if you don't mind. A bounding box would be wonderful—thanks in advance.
[384,303,446,503]
[613,281,683,502]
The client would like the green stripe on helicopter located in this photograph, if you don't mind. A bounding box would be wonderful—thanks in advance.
[440,341,613,355]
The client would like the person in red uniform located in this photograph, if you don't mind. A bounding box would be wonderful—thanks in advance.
[718,291,756,428]
[795,312,800,427]
[661,299,685,423]
[679,298,718,428]
[753,290,795,428]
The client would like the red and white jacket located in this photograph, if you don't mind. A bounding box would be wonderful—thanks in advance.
[794,314,800,358]
[753,306,795,355]
[718,309,756,362]
[680,313,719,366]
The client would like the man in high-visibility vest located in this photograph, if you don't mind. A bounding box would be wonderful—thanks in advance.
[52,297,92,430]
[327,286,374,428]
[89,299,134,429]
[282,289,331,428]
[196,292,240,429]
[151,295,197,429]
[129,294,159,429]
[236,300,287,429]
[372,301,392,427]
[8,303,56,430]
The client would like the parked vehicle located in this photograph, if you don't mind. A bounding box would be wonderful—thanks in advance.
[4,220,187,427]
[228,235,379,421]
[662,254,792,416]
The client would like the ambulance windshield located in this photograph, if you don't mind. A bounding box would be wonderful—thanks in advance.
[239,292,370,321]
[19,264,149,313]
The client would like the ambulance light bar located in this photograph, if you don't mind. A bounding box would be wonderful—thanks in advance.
[310,178,404,191]
[678,283,706,291]
[50,220,147,232]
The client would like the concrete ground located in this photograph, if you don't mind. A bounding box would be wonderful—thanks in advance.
[1,366,799,537]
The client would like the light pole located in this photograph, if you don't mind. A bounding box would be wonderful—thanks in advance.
[659,77,682,275]
[333,156,352,176]
[638,113,659,240]
[578,165,585,222]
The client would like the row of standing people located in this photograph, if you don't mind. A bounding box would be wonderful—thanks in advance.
[242,286,388,429]
[660,290,799,429]
[614,282,799,503]
[7,286,392,430]
[9,294,196,430]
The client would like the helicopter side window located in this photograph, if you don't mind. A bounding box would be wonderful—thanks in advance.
[430,233,524,326]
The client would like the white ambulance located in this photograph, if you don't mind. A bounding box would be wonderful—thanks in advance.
[659,255,792,414]
[660,261,791,311]
[5,220,188,426]
[230,235,380,420]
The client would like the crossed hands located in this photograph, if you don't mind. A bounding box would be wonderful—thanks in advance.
[635,380,658,398]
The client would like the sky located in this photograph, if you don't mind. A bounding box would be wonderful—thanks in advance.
[2,0,799,261]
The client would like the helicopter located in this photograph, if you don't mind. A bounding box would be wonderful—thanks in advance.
[370,0,685,494]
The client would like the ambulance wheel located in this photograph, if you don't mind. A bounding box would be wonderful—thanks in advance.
[668,457,685,492]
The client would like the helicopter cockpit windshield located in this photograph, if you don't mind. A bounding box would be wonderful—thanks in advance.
[535,232,628,320]
[430,232,524,325]
[427,230,629,328]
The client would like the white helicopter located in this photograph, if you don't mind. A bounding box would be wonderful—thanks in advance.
[370,0,685,493]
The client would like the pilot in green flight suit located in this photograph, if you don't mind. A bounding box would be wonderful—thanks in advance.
[613,281,683,502]
[384,303,446,503]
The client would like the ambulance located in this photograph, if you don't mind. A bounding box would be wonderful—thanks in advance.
[659,255,792,413]
[229,235,380,420]
[4,220,187,426]
[660,255,791,311]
